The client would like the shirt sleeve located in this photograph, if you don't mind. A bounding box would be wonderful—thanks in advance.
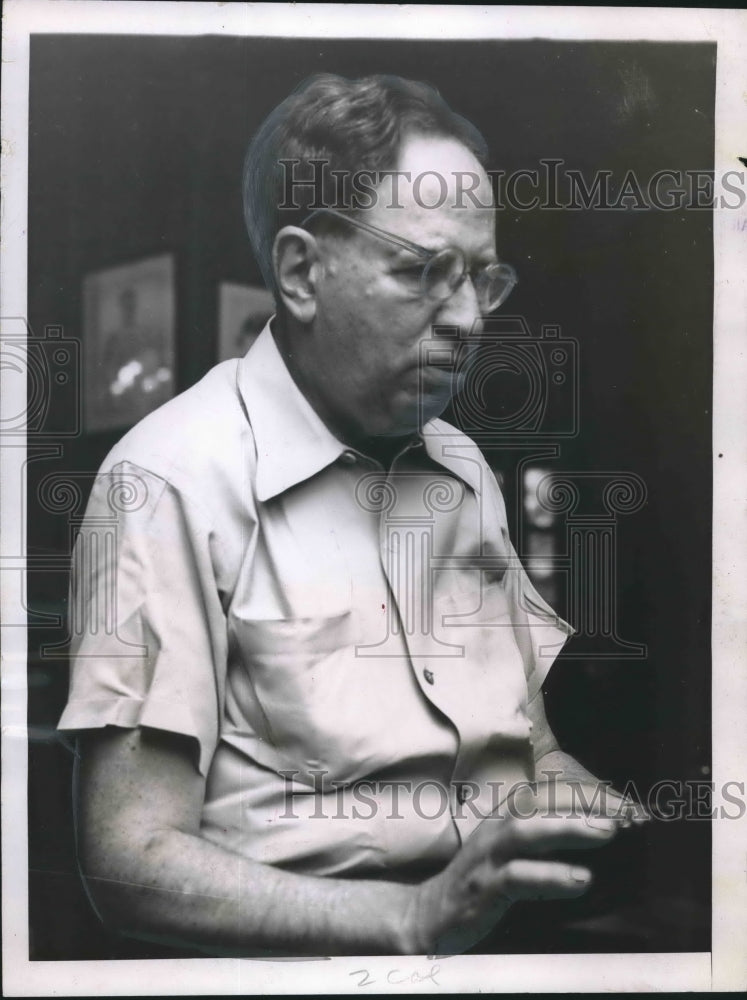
[57,460,228,776]
[506,552,575,701]
[480,458,574,700]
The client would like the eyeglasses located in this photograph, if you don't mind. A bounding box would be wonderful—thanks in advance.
[302,207,517,313]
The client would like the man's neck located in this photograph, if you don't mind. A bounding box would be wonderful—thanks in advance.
[350,432,416,471]
[271,319,419,471]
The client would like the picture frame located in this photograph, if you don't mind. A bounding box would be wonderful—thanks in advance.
[82,253,176,432]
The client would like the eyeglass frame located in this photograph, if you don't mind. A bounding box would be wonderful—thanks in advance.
[301,207,518,312]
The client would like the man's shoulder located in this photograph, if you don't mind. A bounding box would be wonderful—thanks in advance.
[100,360,254,490]
[424,416,495,469]
[422,417,502,499]
[425,416,483,448]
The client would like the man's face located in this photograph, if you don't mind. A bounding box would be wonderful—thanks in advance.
[307,134,497,443]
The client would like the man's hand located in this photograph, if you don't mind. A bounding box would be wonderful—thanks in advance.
[402,691,649,954]
[407,790,620,954]
[528,691,650,827]
[535,749,651,827]
[76,726,642,956]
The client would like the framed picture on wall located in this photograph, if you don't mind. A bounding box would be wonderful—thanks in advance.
[217,282,274,362]
[82,253,176,432]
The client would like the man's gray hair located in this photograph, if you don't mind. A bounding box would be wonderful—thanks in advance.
[242,73,489,297]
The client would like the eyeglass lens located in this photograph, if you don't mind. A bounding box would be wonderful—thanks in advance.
[422,252,516,311]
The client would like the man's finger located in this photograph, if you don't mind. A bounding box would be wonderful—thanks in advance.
[496,859,593,901]
[488,813,619,862]
[512,780,649,824]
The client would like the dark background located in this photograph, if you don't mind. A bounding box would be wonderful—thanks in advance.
[27,35,713,958]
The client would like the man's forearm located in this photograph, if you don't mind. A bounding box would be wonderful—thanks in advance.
[77,728,421,956]
[534,748,601,785]
[84,825,419,956]
[77,726,623,958]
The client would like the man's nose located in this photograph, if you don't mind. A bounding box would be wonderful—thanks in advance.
[433,276,484,339]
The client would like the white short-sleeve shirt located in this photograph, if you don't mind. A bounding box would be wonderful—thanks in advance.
[58,324,571,879]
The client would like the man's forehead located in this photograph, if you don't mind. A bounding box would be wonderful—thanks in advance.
[377,135,492,199]
[397,134,490,182]
[370,134,495,236]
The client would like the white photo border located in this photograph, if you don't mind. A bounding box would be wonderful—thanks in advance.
[2,3,745,995]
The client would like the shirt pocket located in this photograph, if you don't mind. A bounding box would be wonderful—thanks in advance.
[235,611,354,657]
[229,610,370,781]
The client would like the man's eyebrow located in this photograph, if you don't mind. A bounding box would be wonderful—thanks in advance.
[470,245,499,262]
[384,242,431,262]
[387,240,497,262]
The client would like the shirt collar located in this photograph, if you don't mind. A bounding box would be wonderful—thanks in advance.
[237,321,484,501]
[419,422,485,497]
[237,323,347,501]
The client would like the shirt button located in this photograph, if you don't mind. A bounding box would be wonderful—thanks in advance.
[340,451,357,465]
[423,668,435,685]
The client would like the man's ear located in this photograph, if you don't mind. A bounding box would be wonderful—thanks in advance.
[272,226,322,324]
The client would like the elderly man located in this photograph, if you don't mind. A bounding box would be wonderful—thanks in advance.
[59,74,628,956]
